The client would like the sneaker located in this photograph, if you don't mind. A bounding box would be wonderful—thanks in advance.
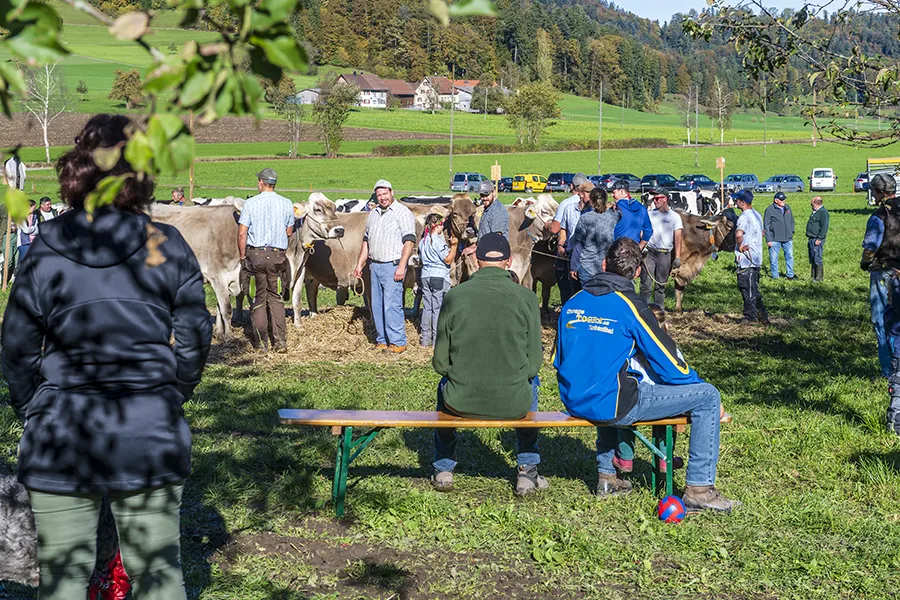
[375,344,388,351]
[596,473,633,497]
[682,485,741,513]
[388,345,407,354]
[786,276,796,281]
[515,465,549,496]
[886,395,900,435]
[431,470,453,491]
[658,456,684,474]
[612,456,633,474]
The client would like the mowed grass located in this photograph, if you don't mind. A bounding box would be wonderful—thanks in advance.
[2,186,900,597]
[19,139,900,200]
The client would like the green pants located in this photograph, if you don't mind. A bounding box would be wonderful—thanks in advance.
[28,483,187,600]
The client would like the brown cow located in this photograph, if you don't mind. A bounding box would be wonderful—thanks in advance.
[672,211,736,312]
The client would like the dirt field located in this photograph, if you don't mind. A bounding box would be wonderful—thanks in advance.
[1,112,452,148]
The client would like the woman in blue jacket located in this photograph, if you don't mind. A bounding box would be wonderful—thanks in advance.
[1,114,212,599]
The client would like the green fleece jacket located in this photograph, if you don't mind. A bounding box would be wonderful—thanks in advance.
[806,206,830,241]
[432,266,543,419]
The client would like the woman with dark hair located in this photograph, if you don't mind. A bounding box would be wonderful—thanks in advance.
[568,186,620,285]
[1,114,212,599]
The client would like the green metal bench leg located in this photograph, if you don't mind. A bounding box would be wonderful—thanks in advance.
[333,426,353,517]
[665,425,674,497]
[652,425,663,495]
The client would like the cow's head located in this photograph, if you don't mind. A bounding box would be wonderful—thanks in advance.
[523,194,559,240]
[447,193,478,243]
[699,215,736,253]
[294,192,345,248]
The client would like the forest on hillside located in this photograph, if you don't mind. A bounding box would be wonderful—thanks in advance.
[89,0,900,115]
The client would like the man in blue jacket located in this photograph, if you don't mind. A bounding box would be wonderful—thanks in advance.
[554,237,740,513]
[612,180,653,248]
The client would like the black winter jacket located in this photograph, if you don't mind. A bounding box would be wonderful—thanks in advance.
[1,207,212,494]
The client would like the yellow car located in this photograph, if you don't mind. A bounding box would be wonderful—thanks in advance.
[511,173,548,193]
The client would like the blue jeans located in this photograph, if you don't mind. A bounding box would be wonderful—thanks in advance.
[768,240,794,278]
[370,261,406,346]
[596,381,721,487]
[17,243,29,263]
[433,376,541,472]
[871,270,891,377]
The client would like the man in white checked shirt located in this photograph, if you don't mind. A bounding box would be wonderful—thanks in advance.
[353,180,417,353]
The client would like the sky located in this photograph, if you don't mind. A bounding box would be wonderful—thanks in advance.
[628,1,801,23]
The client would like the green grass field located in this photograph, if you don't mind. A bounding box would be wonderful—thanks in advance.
[17,139,898,201]
[2,190,899,598]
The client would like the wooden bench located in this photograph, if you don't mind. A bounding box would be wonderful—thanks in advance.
[278,409,732,516]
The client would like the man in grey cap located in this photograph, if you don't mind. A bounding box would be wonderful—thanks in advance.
[238,167,296,352]
[353,179,417,353]
[477,179,508,239]
[763,191,795,279]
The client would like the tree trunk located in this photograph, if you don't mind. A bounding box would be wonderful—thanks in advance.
[43,122,50,163]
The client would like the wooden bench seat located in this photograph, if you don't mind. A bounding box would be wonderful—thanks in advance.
[278,409,732,516]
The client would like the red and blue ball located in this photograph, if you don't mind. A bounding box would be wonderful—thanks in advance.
[657,495,686,523]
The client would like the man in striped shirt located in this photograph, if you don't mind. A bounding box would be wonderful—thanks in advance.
[238,168,296,353]
[353,180,417,353]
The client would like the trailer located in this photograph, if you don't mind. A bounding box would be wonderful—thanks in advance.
[866,158,900,206]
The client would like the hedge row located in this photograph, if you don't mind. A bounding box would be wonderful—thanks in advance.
[372,138,669,157]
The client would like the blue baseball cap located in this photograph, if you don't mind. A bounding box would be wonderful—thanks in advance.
[773,191,787,201]
[731,189,754,204]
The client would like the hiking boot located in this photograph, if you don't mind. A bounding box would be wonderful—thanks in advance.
[612,456,633,474]
[431,470,453,491]
[274,343,288,354]
[758,316,771,326]
[515,465,549,496]
[886,390,900,436]
[375,343,388,351]
[596,473,633,497]
[388,345,407,354]
[682,485,741,513]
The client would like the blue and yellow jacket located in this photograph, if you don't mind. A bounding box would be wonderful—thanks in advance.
[554,272,703,423]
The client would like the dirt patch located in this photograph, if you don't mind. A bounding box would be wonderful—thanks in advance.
[213,529,573,599]
[2,113,453,150]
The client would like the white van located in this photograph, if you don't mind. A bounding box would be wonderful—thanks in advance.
[809,168,837,192]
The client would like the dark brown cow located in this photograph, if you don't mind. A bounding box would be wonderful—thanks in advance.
[672,211,736,312]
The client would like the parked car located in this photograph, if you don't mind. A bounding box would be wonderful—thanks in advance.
[450,172,489,193]
[511,173,548,193]
[498,176,513,193]
[640,173,678,193]
[595,173,642,192]
[809,167,837,192]
[855,172,869,193]
[723,173,759,193]
[755,174,804,194]
[546,172,575,193]
[675,174,718,192]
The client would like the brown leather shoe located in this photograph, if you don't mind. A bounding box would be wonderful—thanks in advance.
[274,343,288,354]
[596,473,632,497]
[683,485,741,513]
[375,344,388,351]
[388,345,406,354]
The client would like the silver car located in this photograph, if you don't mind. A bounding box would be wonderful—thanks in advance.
[755,174,804,194]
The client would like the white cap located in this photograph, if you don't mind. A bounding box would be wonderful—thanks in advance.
[373,179,392,191]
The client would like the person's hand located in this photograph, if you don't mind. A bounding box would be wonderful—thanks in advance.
[672,257,681,269]
[448,233,458,246]
[861,259,873,272]
[240,257,249,271]
[462,244,476,256]
[394,265,406,282]
[352,265,364,280]
[556,244,566,257]
[767,241,773,247]
[815,239,821,246]
[641,246,649,258]
[570,270,578,280]
[720,403,725,419]
[739,244,750,253]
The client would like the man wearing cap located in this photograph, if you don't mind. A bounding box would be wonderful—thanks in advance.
[476,180,508,239]
[763,192,796,280]
[733,190,769,325]
[554,237,740,512]
[612,180,653,248]
[353,180,417,353]
[431,233,547,495]
[640,191,682,305]
[238,167,296,353]
[861,173,896,379]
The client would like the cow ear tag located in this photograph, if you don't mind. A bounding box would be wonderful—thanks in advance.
[525,207,537,219]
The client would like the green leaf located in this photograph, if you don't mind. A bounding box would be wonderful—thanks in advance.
[153,114,187,140]
[144,59,186,95]
[123,132,153,175]
[249,34,307,73]
[258,0,294,22]
[167,135,194,172]
[428,0,449,27]
[447,0,496,18]
[3,187,28,223]
[92,146,122,171]
[109,12,150,41]
[84,176,127,214]
[179,69,214,107]
[5,27,67,65]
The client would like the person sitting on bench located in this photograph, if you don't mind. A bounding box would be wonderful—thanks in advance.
[553,237,740,513]
[431,233,546,496]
